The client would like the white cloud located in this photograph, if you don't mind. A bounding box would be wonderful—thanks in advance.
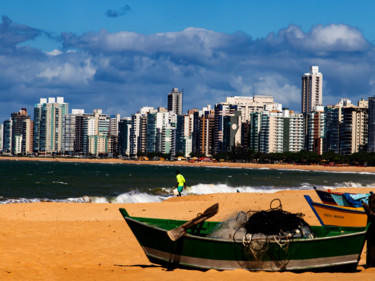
[308,24,368,51]
[0,20,374,121]
[37,59,96,84]
[46,49,62,56]
[253,75,300,109]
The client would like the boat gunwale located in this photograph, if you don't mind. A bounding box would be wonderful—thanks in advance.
[123,212,368,244]
[304,195,365,213]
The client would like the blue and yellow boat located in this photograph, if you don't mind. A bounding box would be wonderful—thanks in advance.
[313,187,371,207]
[304,195,367,227]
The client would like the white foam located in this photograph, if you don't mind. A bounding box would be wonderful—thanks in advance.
[90,192,164,203]
[185,183,291,195]
[317,181,375,190]
[2,181,373,205]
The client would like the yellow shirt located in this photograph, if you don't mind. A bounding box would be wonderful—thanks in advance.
[176,174,185,186]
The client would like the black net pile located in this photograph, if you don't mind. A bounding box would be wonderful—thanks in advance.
[242,199,313,237]
[244,209,310,236]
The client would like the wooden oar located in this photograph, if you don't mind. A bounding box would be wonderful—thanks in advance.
[167,203,219,241]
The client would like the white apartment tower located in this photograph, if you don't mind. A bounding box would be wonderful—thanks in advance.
[168,88,183,115]
[33,97,69,154]
[259,111,284,153]
[302,66,323,114]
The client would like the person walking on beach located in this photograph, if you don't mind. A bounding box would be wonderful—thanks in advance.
[175,170,186,197]
[362,193,375,268]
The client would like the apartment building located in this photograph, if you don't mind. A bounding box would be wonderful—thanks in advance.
[33,97,69,154]
[301,66,323,114]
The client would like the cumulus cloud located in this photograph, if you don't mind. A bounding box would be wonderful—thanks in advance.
[105,5,131,18]
[0,17,375,122]
[37,59,96,84]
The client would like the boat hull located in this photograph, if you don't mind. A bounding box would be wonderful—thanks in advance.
[120,208,367,272]
[313,187,370,207]
[314,188,338,205]
[304,195,367,227]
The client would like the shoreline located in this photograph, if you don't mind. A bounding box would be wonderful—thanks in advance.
[1,156,374,173]
[1,190,375,280]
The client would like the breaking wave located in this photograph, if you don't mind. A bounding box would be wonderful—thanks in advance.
[2,181,373,204]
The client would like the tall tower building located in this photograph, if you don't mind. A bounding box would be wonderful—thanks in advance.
[168,88,183,115]
[0,124,3,152]
[10,108,32,155]
[339,100,368,155]
[62,109,84,155]
[306,106,325,155]
[259,111,284,154]
[301,66,323,114]
[368,96,375,152]
[118,118,132,156]
[33,97,69,154]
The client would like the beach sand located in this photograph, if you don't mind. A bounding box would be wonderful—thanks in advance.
[1,187,375,280]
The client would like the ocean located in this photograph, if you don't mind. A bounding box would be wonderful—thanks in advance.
[1,160,375,204]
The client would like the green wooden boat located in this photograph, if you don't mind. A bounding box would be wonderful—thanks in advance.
[119,208,368,272]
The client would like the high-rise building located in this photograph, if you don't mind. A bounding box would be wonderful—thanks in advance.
[306,106,325,155]
[146,112,158,153]
[10,108,32,155]
[368,96,375,152]
[118,118,131,156]
[259,111,284,154]
[339,100,368,155]
[0,124,3,152]
[88,135,108,156]
[301,66,323,114]
[130,107,155,156]
[213,95,282,154]
[249,113,262,151]
[213,103,237,154]
[324,107,341,154]
[324,99,352,154]
[224,95,282,122]
[33,97,69,154]
[188,109,200,153]
[324,99,368,155]
[223,111,242,152]
[283,110,305,152]
[62,109,84,155]
[2,120,12,153]
[168,88,183,115]
[199,111,215,156]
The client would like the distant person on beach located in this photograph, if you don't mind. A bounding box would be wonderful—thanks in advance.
[362,193,375,268]
[175,171,186,197]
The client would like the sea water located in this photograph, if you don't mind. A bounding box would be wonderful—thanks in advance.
[1,160,375,204]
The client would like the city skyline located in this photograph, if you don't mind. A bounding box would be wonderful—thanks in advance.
[0,86,372,157]
[1,1,375,122]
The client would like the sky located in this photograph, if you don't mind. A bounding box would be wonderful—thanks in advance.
[1,0,375,121]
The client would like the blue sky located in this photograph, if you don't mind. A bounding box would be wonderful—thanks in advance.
[1,0,375,121]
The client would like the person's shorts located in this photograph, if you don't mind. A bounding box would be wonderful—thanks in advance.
[177,185,184,192]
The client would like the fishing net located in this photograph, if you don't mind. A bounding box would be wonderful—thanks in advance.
[243,199,313,238]
[208,199,315,270]
[239,199,314,270]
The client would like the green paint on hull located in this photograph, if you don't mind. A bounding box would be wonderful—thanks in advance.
[119,208,367,272]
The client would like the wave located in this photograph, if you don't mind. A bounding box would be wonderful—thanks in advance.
[1,182,374,205]
[317,181,375,190]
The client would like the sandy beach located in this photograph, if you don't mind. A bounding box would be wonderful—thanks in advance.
[1,188,375,280]
[1,156,375,173]
[1,157,375,280]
